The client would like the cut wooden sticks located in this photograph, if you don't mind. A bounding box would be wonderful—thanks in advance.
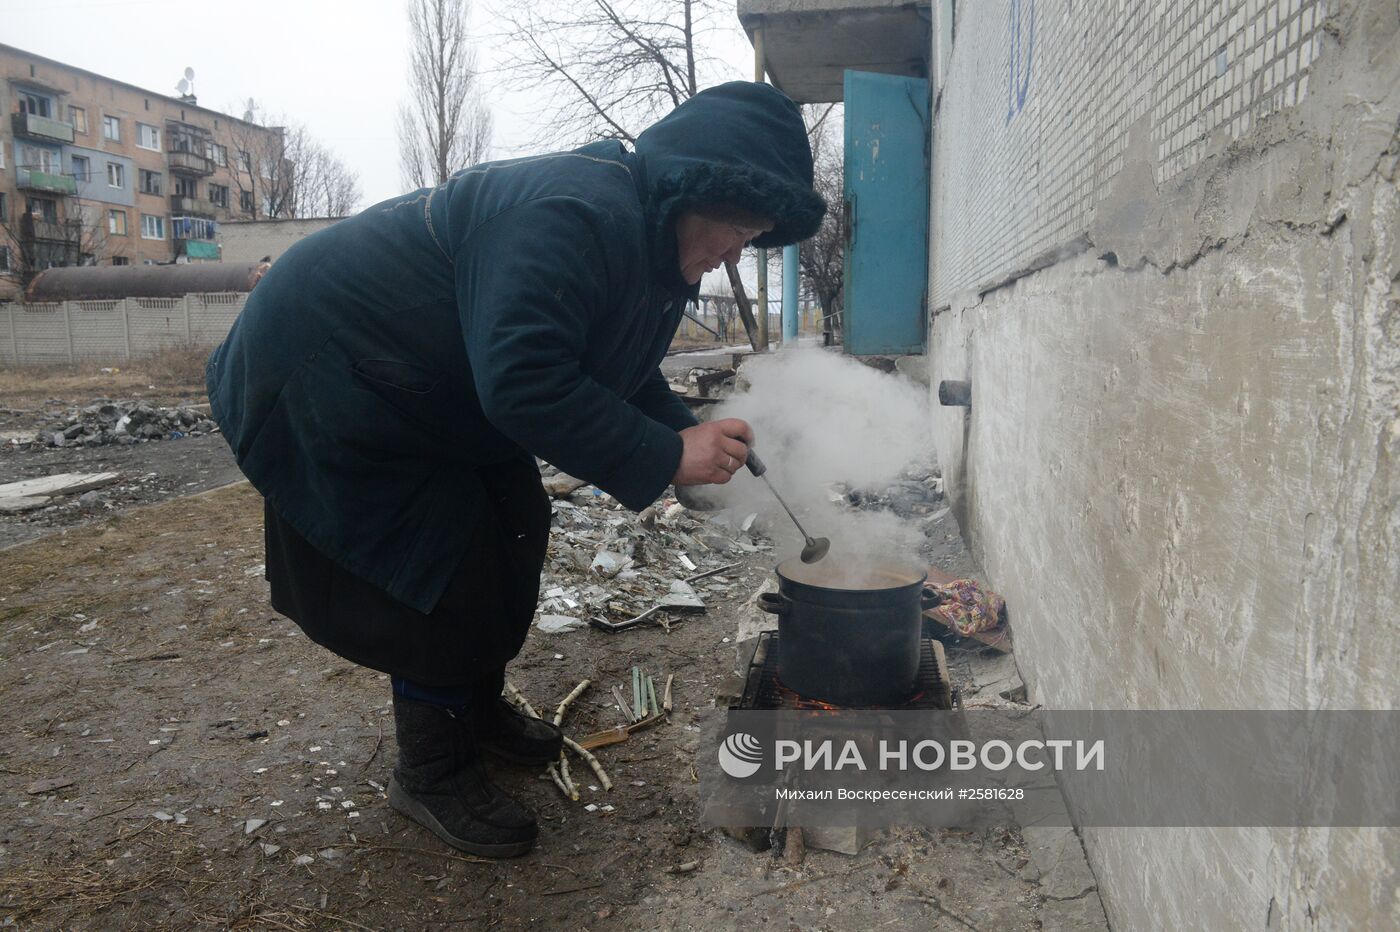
[563,735,613,791]
[554,680,590,726]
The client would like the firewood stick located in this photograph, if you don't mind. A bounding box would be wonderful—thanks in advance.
[504,680,540,719]
[625,711,666,734]
[662,674,674,713]
[563,735,613,791]
[684,562,741,583]
[553,679,590,726]
[557,754,578,799]
[547,762,572,799]
[578,725,629,750]
[611,685,635,723]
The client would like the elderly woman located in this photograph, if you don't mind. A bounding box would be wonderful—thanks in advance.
[206,81,823,856]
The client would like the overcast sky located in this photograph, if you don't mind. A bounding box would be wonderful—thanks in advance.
[9,0,788,294]
[8,0,758,208]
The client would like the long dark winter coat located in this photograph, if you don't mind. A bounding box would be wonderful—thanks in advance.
[206,81,823,614]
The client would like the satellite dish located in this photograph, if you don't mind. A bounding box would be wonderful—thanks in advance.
[243,98,256,121]
[184,66,195,81]
[177,78,189,94]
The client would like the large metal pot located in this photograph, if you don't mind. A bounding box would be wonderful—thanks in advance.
[757,558,935,706]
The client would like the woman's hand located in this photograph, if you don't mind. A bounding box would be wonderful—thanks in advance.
[673,418,755,486]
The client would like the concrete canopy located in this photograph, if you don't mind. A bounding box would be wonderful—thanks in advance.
[737,0,931,103]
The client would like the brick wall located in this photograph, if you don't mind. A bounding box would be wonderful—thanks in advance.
[930,0,1327,308]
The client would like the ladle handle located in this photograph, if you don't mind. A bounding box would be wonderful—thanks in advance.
[745,450,767,477]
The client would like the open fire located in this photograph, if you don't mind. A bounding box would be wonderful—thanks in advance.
[733,631,955,713]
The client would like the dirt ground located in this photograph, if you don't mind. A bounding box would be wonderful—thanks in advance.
[0,364,1104,930]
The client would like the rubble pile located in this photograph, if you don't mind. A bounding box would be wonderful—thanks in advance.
[22,401,219,448]
[534,468,769,632]
[838,460,946,519]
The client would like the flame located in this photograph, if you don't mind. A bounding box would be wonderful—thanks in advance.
[767,677,929,711]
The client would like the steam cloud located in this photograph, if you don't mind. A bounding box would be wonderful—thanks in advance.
[695,348,932,570]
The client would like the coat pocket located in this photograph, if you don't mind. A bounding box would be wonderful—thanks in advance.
[351,358,440,395]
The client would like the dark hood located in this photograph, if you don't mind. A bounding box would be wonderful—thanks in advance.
[634,81,827,252]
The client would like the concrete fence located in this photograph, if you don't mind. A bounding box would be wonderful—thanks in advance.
[0,293,247,366]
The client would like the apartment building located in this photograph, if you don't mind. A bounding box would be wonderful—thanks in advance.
[0,44,284,300]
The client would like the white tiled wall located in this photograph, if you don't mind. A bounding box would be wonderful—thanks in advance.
[930,0,1326,308]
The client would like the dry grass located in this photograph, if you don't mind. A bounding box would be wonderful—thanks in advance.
[0,856,183,924]
[0,342,211,409]
[137,343,214,386]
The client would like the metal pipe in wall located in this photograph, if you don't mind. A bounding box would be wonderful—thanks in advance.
[753,26,769,351]
[782,244,799,342]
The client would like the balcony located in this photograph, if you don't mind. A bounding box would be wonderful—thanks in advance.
[17,168,78,195]
[19,216,83,243]
[167,149,214,176]
[11,111,75,144]
[170,194,221,216]
[178,239,221,260]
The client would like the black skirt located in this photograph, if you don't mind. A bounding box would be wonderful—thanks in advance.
[264,457,552,686]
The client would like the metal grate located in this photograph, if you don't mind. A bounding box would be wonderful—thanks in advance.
[735,631,954,712]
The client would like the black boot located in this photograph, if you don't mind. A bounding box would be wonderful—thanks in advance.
[388,695,538,858]
[477,698,565,765]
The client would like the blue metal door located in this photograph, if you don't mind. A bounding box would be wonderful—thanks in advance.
[843,71,930,355]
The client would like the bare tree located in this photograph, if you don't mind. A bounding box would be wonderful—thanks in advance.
[399,0,493,189]
[494,0,725,146]
[223,110,362,220]
[298,143,362,217]
[493,0,768,349]
[798,104,845,343]
[0,182,110,296]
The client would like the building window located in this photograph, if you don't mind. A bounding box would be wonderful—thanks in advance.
[174,176,197,198]
[0,145,6,169]
[112,255,129,266]
[140,214,165,239]
[70,154,90,182]
[0,192,7,223]
[21,145,59,174]
[171,216,217,240]
[0,246,9,273]
[27,197,58,223]
[137,123,161,150]
[102,115,121,141]
[18,92,52,118]
[109,210,128,235]
[206,142,228,167]
[107,162,125,188]
[69,105,87,134]
[239,190,254,212]
[139,169,163,195]
[237,150,252,173]
[208,183,229,208]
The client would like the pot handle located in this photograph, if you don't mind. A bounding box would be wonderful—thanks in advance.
[757,592,789,615]
[920,585,944,612]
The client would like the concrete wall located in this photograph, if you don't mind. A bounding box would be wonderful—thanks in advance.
[928,1,1398,928]
[0,293,247,364]
[219,217,341,264]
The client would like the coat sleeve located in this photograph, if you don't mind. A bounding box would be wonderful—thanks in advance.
[628,368,700,433]
[454,197,682,511]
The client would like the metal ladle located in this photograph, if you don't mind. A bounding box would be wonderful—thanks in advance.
[744,450,830,563]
